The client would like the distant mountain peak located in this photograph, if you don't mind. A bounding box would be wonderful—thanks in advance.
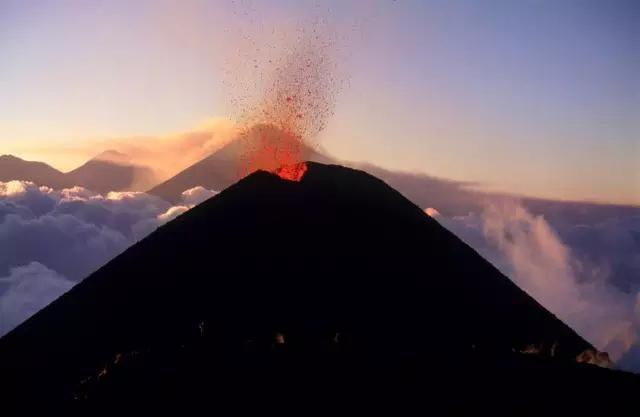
[1,161,637,415]
[93,150,131,165]
[0,154,23,161]
[66,151,157,194]
[0,154,71,189]
[148,126,332,202]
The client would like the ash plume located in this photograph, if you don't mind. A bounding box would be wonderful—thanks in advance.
[222,13,347,177]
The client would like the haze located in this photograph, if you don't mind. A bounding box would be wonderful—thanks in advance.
[1,0,638,204]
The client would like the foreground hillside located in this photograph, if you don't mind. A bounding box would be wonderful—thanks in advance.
[0,163,637,415]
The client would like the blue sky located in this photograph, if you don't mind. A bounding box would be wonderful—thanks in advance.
[1,0,638,204]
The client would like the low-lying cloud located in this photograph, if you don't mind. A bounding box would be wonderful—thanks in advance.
[0,181,217,336]
[1,172,639,375]
[428,200,640,371]
[0,262,75,335]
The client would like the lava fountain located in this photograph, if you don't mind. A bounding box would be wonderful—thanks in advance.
[226,20,344,182]
[275,162,309,182]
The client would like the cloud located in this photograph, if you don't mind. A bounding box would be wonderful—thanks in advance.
[0,182,170,280]
[133,187,218,237]
[158,206,190,223]
[434,200,640,370]
[102,119,238,182]
[27,119,239,183]
[0,262,74,336]
[356,163,484,217]
[0,180,218,337]
[180,186,218,206]
[424,207,441,218]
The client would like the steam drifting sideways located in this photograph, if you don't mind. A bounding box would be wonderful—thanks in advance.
[428,201,640,371]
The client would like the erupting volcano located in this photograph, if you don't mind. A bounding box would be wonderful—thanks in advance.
[226,21,342,183]
[275,161,308,182]
[236,121,309,181]
[2,163,639,416]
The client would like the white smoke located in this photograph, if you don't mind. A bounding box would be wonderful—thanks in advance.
[434,200,640,368]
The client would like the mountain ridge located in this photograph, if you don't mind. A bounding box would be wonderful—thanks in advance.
[65,150,157,193]
[0,154,73,189]
[148,124,331,202]
[4,162,634,415]
[0,151,159,194]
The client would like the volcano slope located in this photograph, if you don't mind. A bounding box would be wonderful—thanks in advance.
[0,162,638,416]
[148,123,331,203]
[66,150,156,194]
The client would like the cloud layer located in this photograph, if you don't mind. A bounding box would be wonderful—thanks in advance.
[428,200,640,371]
[0,181,217,336]
[0,262,74,335]
[1,173,639,376]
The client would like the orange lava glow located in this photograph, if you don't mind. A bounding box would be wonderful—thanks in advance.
[237,123,307,178]
[227,24,342,183]
[276,162,308,182]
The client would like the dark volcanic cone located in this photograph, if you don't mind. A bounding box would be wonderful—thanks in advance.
[0,163,637,415]
[148,124,330,202]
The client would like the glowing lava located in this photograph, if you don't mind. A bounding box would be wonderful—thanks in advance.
[235,121,308,181]
[236,123,307,178]
[275,162,308,182]
[226,22,343,184]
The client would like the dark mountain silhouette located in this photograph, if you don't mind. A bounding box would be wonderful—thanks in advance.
[144,124,487,215]
[0,162,638,415]
[149,130,640,221]
[0,154,72,189]
[66,150,157,194]
[149,124,331,203]
[352,161,486,216]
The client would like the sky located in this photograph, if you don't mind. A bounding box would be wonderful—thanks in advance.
[1,0,638,204]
